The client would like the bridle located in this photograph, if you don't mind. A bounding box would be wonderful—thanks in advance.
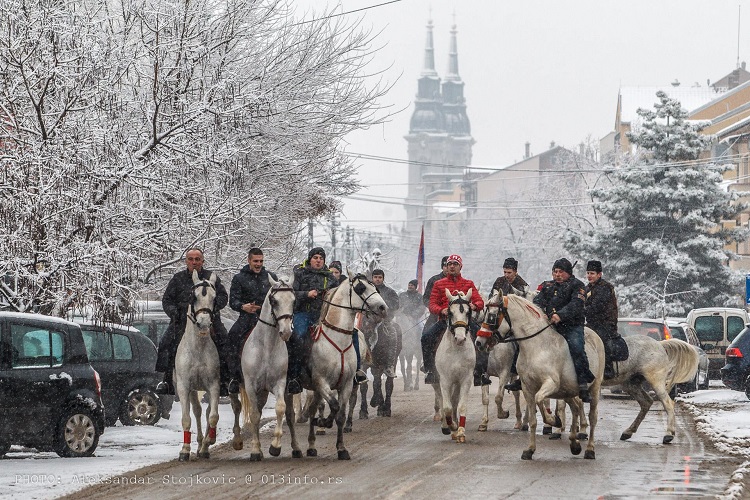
[447,295,471,336]
[188,278,216,325]
[257,285,295,328]
[477,294,552,348]
[322,274,382,316]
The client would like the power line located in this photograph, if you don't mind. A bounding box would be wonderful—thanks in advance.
[293,0,402,25]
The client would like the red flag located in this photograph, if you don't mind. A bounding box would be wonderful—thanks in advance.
[416,224,425,293]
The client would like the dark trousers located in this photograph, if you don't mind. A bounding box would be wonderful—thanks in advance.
[421,318,482,373]
[156,321,231,384]
[558,324,594,384]
[228,315,258,380]
[287,311,316,381]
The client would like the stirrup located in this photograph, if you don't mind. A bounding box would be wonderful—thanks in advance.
[155,381,174,395]
[424,371,437,384]
[578,384,591,403]
[504,379,521,392]
[228,379,241,394]
[355,369,368,384]
[287,378,303,395]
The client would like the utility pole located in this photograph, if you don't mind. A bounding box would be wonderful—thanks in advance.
[307,218,314,249]
[330,214,338,261]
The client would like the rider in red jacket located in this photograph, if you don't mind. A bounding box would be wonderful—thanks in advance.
[421,254,485,384]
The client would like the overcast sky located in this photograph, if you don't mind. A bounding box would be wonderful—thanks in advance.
[315,0,750,234]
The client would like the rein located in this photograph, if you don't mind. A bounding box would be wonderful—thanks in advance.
[478,294,553,346]
[256,286,294,328]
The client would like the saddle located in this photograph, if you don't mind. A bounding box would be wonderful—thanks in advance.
[607,335,629,362]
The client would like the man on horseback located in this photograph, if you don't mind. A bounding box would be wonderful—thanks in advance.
[155,248,231,396]
[329,260,347,285]
[371,269,401,378]
[226,247,278,394]
[532,258,595,402]
[421,254,484,384]
[584,260,620,380]
[492,257,530,392]
[399,279,426,323]
[422,256,449,330]
[287,247,364,394]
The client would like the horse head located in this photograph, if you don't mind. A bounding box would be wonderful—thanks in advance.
[475,288,508,351]
[189,269,217,336]
[265,275,295,342]
[348,273,387,319]
[445,288,472,346]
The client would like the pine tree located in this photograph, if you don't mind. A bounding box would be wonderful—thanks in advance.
[566,91,747,316]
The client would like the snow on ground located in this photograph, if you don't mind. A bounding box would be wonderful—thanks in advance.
[0,399,276,500]
[0,385,749,499]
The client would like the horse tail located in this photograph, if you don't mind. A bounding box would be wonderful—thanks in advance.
[239,386,252,426]
[661,339,700,388]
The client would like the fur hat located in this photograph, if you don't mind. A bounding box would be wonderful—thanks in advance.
[409,279,418,287]
[552,258,573,275]
[447,254,463,266]
[441,255,449,267]
[307,247,326,261]
[586,260,602,273]
[503,257,518,270]
[329,260,342,272]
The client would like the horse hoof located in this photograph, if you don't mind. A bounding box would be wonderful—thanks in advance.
[178,452,190,462]
[324,419,334,429]
[296,416,308,424]
[521,424,529,432]
[620,432,632,441]
[232,440,243,451]
[292,450,303,459]
[478,424,488,432]
[549,433,562,440]
[577,432,588,441]
[570,442,582,455]
[433,414,441,422]
[249,452,262,462]
[663,435,674,444]
[337,450,351,460]
[359,410,369,420]
[442,427,451,435]
[306,449,317,457]
[554,415,562,428]
[316,429,326,435]
[456,435,466,443]
[498,410,509,419]
[197,451,210,459]
[521,449,534,460]
[542,426,552,435]
[344,424,352,434]
[584,450,596,459]
[269,445,281,457]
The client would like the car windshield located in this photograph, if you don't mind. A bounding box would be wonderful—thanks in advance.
[730,326,750,347]
[619,320,667,340]
[668,326,687,342]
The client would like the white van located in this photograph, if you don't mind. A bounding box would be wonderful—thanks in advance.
[685,307,750,378]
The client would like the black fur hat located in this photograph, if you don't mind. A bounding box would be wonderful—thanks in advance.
[552,258,573,275]
[586,260,602,273]
[307,247,326,261]
[503,257,518,270]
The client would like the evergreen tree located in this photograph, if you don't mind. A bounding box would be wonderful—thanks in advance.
[566,91,747,316]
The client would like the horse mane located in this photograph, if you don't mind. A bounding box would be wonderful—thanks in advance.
[506,293,546,320]
[661,339,700,388]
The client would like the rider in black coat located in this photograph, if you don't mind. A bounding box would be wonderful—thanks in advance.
[226,248,278,393]
[372,269,402,378]
[532,258,595,402]
[155,249,230,396]
[584,260,619,379]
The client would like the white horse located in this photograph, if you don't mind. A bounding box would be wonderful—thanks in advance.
[478,341,524,431]
[434,289,476,443]
[174,270,220,461]
[397,312,425,391]
[475,290,604,460]
[230,277,295,460]
[286,272,387,460]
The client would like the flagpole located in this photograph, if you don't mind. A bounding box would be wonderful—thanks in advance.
[416,224,425,293]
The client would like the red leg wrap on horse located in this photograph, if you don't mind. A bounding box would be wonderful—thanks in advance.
[459,416,466,428]
[445,416,453,427]
[209,427,216,440]
[183,431,191,444]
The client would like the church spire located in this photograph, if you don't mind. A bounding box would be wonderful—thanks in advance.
[445,15,460,82]
[422,18,437,77]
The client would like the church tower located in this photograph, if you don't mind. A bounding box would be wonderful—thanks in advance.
[404,18,474,234]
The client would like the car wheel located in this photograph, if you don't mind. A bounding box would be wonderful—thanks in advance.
[55,407,100,457]
[120,388,161,426]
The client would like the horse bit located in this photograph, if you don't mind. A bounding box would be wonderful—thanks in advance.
[257,286,295,328]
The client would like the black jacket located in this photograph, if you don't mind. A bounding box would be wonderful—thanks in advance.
[423,272,446,309]
[162,268,228,335]
[491,275,530,296]
[375,283,400,320]
[533,276,586,327]
[293,260,335,314]
[399,290,425,320]
[584,277,618,336]
[228,265,278,336]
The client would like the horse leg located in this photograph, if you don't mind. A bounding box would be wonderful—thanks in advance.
[358,380,369,420]
[549,399,564,440]
[521,391,538,460]
[584,386,599,459]
[381,375,393,417]
[454,376,472,443]
[577,397,589,441]
[335,386,353,460]
[316,401,327,435]
[306,391,323,457]
[190,392,204,458]
[432,383,442,422]
[439,382,455,437]
[478,384,490,432]
[647,375,677,444]
[178,388,192,461]
[495,381,510,420]
[620,382,654,441]
[371,370,384,409]
[399,354,410,391]
[514,389,525,430]
[345,385,357,433]
[542,397,553,436]
[294,392,307,424]
[283,393,303,458]
[565,397,582,456]
[314,383,339,430]
[244,388,263,461]
[230,392,243,451]
[414,351,422,391]
[199,387,219,459]
[262,382,285,457]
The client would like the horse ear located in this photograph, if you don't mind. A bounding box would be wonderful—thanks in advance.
[208,271,217,285]
[268,275,278,287]
[466,288,472,301]
[445,288,452,300]
[192,269,200,283]
[287,273,294,288]
[346,266,352,278]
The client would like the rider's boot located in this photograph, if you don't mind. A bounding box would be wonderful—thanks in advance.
[504,377,521,392]
[352,328,368,384]
[603,358,616,379]
[421,337,436,384]
[219,362,230,397]
[473,350,491,386]
[286,335,303,395]
[156,353,175,395]
[578,382,592,403]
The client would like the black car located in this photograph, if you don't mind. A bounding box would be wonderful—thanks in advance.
[0,312,105,457]
[720,326,750,400]
[78,322,171,426]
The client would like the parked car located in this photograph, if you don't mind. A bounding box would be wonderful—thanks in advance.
[77,322,171,426]
[720,326,750,400]
[618,317,671,340]
[685,307,749,378]
[0,312,105,457]
[131,300,171,347]
[665,320,710,392]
